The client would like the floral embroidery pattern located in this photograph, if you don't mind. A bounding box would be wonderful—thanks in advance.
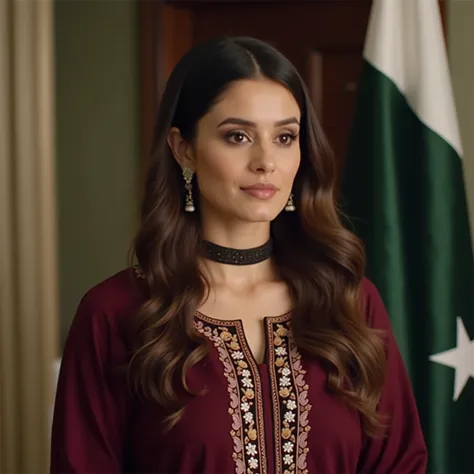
[194,317,267,474]
[268,317,312,474]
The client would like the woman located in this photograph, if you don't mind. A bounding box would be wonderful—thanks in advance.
[51,36,427,473]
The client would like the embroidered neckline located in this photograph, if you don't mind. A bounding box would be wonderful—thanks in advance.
[133,264,312,473]
[195,310,292,327]
[195,316,312,474]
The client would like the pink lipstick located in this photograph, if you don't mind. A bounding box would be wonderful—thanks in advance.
[241,183,278,200]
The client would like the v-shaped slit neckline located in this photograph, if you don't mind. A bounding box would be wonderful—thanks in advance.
[193,310,292,368]
[193,310,292,325]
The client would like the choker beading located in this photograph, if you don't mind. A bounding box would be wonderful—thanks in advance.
[202,239,273,265]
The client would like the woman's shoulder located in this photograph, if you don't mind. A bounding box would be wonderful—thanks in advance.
[59,268,148,378]
[72,266,147,332]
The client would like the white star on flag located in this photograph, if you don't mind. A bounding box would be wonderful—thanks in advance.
[429,317,474,401]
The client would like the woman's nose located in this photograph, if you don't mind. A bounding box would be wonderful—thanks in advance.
[249,142,276,174]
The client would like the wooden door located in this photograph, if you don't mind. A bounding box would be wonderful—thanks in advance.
[139,0,446,181]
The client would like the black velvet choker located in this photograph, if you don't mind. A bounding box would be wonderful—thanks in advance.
[202,239,273,265]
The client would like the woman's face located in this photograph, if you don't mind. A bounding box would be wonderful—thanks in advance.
[172,78,301,224]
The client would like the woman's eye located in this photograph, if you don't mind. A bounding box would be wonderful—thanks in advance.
[278,133,297,145]
[227,132,249,144]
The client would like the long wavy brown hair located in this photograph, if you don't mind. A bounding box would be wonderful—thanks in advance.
[128,36,387,437]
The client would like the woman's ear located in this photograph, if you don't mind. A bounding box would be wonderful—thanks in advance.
[167,127,195,170]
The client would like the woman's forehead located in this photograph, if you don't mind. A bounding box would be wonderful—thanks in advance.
[203,79,301,126]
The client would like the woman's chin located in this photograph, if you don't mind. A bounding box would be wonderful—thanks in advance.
[235,205,282,223]
[204,201,284,224]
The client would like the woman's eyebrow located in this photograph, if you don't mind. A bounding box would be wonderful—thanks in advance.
[217,117,300,128]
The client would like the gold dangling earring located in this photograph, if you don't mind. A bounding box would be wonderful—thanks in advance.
[285,193,295,212]
[182,167,195,212]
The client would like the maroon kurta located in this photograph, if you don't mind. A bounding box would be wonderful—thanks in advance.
[51,268,427,473]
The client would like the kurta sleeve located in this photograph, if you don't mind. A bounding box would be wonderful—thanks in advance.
[50,289,130,473]
[357,280,428,474]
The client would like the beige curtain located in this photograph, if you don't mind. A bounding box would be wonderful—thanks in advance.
[0,0,59,471]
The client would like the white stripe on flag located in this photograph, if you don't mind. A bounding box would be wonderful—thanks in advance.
[363,0,462,157]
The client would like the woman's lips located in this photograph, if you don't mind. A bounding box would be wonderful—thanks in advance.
[241,184,278,200]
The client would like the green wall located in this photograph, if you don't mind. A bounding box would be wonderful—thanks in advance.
[55,0,140,347]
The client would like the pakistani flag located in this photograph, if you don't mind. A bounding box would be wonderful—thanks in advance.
[341,0,474,472]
